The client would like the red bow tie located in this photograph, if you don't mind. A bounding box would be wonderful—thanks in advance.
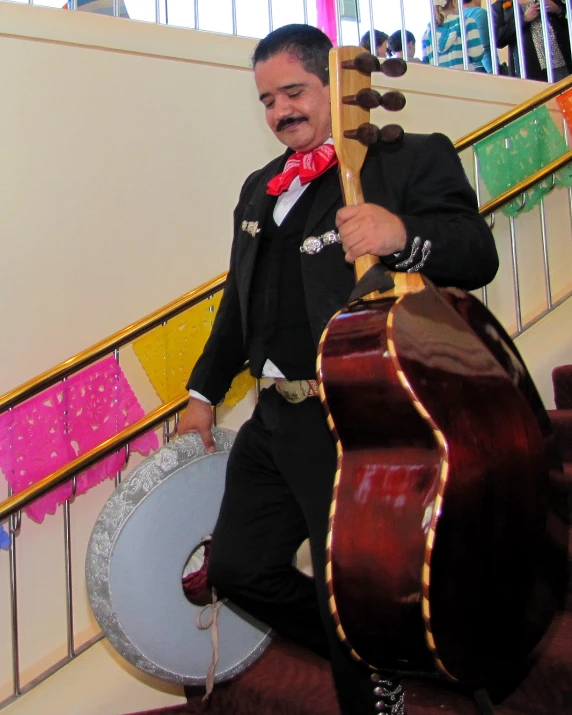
[266,144,338,196]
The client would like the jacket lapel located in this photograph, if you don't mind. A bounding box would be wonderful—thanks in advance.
[303,166,342,238]
[236,154,286,337]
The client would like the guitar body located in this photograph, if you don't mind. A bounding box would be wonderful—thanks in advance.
[318,277,562,685]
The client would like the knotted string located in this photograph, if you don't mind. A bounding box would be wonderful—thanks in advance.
[196,589,227,701]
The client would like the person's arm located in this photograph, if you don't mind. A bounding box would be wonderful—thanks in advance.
[492,3,516,48]
[466,17,485,64]
[389,133,498,290]
[476,10,493,72]
[337,133,498,291]
[421,27,433,64]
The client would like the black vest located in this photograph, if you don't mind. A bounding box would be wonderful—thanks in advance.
[247,180,321,380]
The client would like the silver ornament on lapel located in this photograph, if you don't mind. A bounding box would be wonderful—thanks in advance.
[241,220,261,238]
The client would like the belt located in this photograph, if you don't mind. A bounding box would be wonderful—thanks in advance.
[274,379,320,404]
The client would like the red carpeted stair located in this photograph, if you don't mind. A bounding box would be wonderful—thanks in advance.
[130,366,572,715]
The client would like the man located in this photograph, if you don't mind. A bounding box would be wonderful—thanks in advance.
[178,23,498,715]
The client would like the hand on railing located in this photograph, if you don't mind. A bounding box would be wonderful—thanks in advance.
[176,398,215,453]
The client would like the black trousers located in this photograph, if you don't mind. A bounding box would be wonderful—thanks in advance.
[207,386,381,715]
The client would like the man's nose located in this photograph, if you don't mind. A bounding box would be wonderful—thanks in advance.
[273,94,294,118]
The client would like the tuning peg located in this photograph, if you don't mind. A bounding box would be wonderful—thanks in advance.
[380,91,406,111]
[341,54,408,79]
[380,58,408,78]
[344,123,405,147]
[342,88,381,109]
[341,53,380,75]
[379,124,404,144]
[343,89,406,112]
[343,123,380,146]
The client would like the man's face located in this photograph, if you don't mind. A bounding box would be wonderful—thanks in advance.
[254,52,332,153]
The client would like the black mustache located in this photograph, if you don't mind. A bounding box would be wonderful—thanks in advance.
[276,116,308,132]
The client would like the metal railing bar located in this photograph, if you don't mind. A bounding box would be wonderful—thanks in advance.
[64,498,75,659]
[455,75,572,153]
[231,0,237,36]
[513,0,527,80]
[428,0,440,67]
[9,487,21,698]
[539,197,554,310]
[399,0,407,66]
[0,273,226,414]
[472,150,489,307]
[0,631,105,711]
[485,0,499,76]
[458,0,470,72]
[511,286,572,338]
[509,215,523,334]
[367,0,375,56]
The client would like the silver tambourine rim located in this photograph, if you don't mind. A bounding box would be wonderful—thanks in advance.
[85,428,272,685]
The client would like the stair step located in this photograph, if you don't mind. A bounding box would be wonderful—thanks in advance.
[128,613,572,715]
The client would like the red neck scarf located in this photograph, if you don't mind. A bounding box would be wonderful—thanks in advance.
[266,143,338,196]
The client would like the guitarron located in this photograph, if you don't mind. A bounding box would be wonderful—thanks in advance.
[317,46,565,687]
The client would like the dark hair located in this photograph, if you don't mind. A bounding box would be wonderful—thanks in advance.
[252,24,333,85]
[359,30,389,54]
[387,30,416,55]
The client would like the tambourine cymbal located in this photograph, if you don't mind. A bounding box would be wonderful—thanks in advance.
[86,428,272,685]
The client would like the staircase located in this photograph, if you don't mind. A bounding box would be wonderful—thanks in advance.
[127,367,572,715]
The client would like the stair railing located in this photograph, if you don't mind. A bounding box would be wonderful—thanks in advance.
[2,74,572,710]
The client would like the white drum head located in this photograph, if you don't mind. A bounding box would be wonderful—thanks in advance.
[86,428,272,685]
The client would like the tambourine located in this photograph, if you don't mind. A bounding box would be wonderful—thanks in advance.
[86,428,272,685]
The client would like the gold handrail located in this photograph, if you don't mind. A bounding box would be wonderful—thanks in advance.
[455,74,572,152]
[0,272,226,412]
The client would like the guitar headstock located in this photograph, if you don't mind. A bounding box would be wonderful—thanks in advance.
[329,46,372,201]
[329,47,409,288]
[329,47,407,206]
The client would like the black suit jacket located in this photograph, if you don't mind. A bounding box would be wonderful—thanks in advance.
[492,0,571,81]
[187,132,498,404]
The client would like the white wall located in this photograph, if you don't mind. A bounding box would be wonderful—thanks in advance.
[0,3,571,713]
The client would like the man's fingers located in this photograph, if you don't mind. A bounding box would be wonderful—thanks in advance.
[199,427,216,454]
[336,205,361,227]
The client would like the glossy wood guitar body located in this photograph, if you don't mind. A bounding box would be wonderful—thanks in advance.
[317,277,561,686]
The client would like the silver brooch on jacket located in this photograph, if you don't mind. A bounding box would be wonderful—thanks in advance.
[300,230,341,255]
[242,220,261,237]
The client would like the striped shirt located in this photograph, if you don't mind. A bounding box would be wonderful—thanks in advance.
[422,14,485,70]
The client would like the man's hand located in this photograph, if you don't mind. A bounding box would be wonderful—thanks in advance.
[336,204,407,264]
[176,397,215,453]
